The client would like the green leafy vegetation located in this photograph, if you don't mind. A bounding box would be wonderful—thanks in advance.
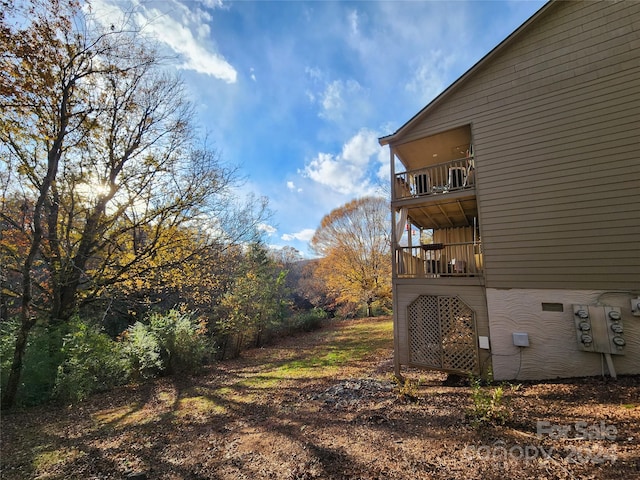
[54,319,129,403]
[147,309,210,375]
[0,300,338,407]
[8,324,63,406]
[121,322,164,381]
[466,374,520,427]
[286,308,328,333]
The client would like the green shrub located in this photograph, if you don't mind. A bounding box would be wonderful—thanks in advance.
[54,319,129,403]
[148,309,209,375]
[120,321,163,380]
[466,375,511,427]
[289,308,327,332]
[5,323,64,406]
[1,309,211,406]
[120,309,210,379]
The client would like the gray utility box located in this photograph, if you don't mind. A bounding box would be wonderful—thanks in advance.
[573,305,625,355]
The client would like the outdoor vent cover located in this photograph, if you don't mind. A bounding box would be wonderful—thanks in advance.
[407,295,479,374]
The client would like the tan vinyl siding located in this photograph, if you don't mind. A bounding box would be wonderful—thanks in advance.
[394,1,640,290]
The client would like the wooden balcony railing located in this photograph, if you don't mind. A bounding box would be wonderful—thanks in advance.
[395,242,483,278]
[395,157,475,200]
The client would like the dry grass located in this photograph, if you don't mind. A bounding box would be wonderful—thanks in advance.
[2,316,639,479]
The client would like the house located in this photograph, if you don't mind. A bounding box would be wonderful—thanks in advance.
[379,0,640,381]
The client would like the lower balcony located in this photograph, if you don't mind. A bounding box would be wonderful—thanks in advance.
[395,242,483,278]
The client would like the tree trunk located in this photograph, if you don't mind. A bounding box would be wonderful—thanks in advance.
[2,191,50,409]
[49,205,105,324]
[0,270,8,323]
[1,316,36,409]
[1,74,71,408]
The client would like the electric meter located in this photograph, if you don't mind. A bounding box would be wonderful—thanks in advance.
[612,336,625,347]
[608,310,621,321]
[573,305,625,355]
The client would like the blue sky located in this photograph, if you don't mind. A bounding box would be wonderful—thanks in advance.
[90,0,546,257]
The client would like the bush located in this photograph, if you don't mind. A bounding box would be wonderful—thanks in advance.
[122,309,210,377]
[336,301,359,319]
[148,309,209,375]
[1,321,64,406]
[54,319,129,403]
[466,375,518,427]
[120,321,163,380]
[288,308,327,332]
[1,309,211,406]
[394,377,420,403]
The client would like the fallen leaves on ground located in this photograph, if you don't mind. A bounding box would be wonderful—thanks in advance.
[2,316,639,479]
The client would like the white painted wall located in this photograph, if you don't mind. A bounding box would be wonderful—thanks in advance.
[487,289,640,380]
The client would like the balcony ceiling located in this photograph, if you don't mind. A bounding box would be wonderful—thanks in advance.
[396,125,471,171]
[407,196,478,230]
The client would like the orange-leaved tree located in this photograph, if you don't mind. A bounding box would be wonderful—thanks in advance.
[310,196,391,317]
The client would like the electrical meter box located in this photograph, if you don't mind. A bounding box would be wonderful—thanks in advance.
[572,305,625,355]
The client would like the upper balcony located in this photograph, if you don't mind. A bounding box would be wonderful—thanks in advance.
[394,156,475,202]
[393,157,477,232]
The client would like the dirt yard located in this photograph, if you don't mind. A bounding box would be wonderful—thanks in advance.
[2,316,639,479]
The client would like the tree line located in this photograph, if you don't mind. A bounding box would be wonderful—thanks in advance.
[0,0,392,409]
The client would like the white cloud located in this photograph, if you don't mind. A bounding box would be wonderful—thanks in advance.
[341,129,376,167]
[302,128,381,196]
[200,0,224,8]
[404,49,453,105]
[286,181,302,193]
[376,145,390,181]
[320,82,344,120]
[319,79,363,123]
[88,0,237,82]
[282,228,316,242]
[257,223,277,236]
[305,66,323,81]
[348,10,359,36]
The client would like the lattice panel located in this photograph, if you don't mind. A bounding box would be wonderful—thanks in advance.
[407,295,478,373]
[408,295,441,368]
[440,297,477,372]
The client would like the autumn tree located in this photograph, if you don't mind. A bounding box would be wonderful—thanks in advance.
[215,243,289,358]
[93,227,243,336]
[0,0,268,408]
[269,246,304,267]
[282,259,332,313]
[310,196,391,317]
